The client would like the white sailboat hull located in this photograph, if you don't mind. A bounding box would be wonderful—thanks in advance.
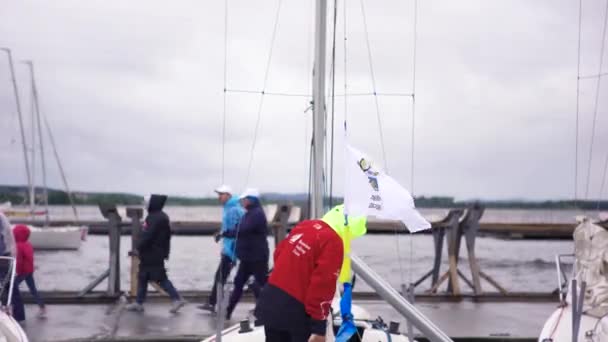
[18,225,86,250]
[0,311,28,342]
[201,303,412,342]
[201,322,411,342]
[539,306,608,341]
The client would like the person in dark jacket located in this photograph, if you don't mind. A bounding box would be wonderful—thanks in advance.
[126,194,186,314]
[255,215,347,342]
[222,188,269,320]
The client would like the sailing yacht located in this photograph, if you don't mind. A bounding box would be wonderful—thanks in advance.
[1,50,86,250]
[538,218,608,341]
[199,0,452,340]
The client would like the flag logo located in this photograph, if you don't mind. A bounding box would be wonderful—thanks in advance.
[357,158,380,191]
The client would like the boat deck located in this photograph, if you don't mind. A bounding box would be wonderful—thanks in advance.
[22,298,557,341]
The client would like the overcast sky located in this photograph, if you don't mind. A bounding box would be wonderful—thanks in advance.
[1,0,608,201]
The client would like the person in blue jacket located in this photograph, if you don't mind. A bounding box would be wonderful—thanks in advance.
[222,188,269,320]
[198,185,244,313]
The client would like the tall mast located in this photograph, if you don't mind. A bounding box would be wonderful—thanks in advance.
[308,3,453,341]
[43,113,79,221]
[31,72,37,214]
[1,48,33,210]
[24,61,50,225]
[311,0,328,219]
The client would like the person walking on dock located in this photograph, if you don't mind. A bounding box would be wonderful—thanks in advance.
[126,194,187,314]
[13,224,46,318]
[222,188,269,320]
[198,185,243,313]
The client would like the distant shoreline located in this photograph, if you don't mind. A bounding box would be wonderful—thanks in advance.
[1,184,607,210]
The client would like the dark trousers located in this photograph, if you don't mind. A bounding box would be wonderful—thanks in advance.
[265,325,310,342]
[16,273,44,307]
[226,260,268,316]
[208,254,234,306]
[136,269,181,304]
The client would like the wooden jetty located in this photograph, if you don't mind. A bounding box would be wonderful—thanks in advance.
[12,203,566,342]
[10,203,607,239]
[10,217,600,239]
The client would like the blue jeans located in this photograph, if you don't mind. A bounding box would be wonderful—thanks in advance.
[136,270,181,304]
[16,273,44,308]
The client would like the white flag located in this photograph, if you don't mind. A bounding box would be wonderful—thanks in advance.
[344,144,431,233]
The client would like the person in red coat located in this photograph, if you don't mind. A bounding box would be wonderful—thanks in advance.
[255,218,344,342]
[13,225,46,318]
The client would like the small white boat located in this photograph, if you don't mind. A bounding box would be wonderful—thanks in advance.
[0,256,29,342]
[15,225,87,250]
[539,218,608,341]
[201,299,411,342]
[0,313,28,342]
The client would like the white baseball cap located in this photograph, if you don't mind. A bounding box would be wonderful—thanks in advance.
[240,188,260,199]
[214,185,233,194]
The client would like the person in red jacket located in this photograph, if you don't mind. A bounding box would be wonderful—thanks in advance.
[13,225,46,318]
[255,218,344,342]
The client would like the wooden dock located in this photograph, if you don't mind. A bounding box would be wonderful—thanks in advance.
[21,297,555,342]
[10,218,592,239]
[20,290,559,305]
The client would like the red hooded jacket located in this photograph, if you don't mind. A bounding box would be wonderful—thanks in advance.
[13,225,34,276]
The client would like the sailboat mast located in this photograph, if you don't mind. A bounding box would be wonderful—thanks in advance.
[311,0,328,219]
[1,48,33,210]
[43,114,79,221]
[25,61,50,225]
[30,68,37,215]
[308,3,452,341]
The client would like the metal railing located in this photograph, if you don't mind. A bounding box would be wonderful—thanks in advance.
[555,253,575,302]
[0,256,17,307]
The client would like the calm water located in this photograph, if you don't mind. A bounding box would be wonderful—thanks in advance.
[32,234,572,293]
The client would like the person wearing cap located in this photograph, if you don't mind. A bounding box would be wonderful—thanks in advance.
[255,206,361,342]
[198,185,244,313]
[126,194,187,314]
[222,188,269,320]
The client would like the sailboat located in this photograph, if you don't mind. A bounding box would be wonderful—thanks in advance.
[537,1,608,338]
[538,217,608,341]
[201,0,453,341]
[1,49,87,250]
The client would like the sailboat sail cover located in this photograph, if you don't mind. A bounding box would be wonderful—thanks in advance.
[344,144,431,233]
[572,219,608,318]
